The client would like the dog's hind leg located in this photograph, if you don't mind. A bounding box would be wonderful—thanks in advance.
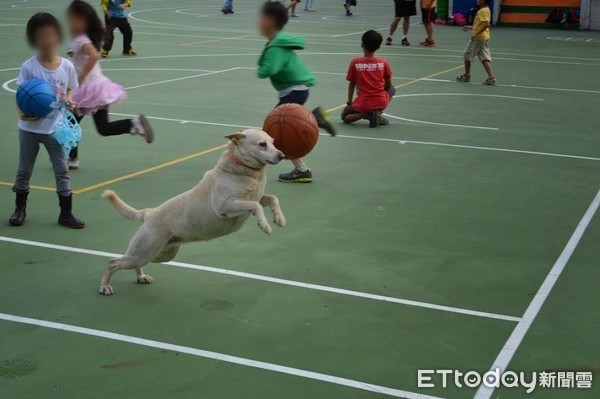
[152,243,182,263]
[99,224,168,295]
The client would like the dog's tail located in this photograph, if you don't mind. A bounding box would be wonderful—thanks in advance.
[102,190,147,221]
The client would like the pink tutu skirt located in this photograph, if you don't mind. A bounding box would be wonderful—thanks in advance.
[73,77,127,115]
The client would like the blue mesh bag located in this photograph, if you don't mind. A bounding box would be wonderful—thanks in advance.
[53,108,82,155]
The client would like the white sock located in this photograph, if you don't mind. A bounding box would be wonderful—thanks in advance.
[130,116,144,134]
[296,162,308,172]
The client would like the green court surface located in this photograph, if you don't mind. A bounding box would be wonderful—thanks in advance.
[0,1,599,398]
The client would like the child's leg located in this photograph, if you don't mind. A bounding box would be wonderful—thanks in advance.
[14,130,40,194]
[424,21,434,40]
[93,108,133,136]
[482,60,494,78]
[464,60,472,76]
[222,0,233,10]
[402,16,411,35]
[43,134,85,228]
[120,19,134,53]
[102,16,116,52]
[42,135,71,196]
[342,105,366,123]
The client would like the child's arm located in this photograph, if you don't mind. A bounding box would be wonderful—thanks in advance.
[384,77,392,90]
[65,88,76,111]
[347,81,356,105]
[77,42,100,85]
[17,106,39,121]
[101,0,112,18]
[119,0,132,9]
[257,48,286,79]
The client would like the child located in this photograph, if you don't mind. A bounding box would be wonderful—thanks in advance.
[10,13,85,228]
[385,0,416,45]
[100,0,136,57]
[288,0,300,17]
[257,1,335,183]
[344,0,357,16]
[221,0,234,14]
[456,0,496,85]
[342,30,395,128]
[419,0,436,47]
[66,0,153,169]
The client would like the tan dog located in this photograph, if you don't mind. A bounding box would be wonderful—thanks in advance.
[99,129,286,295]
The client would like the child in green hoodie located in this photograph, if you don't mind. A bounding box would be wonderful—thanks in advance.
[257,0,335,184]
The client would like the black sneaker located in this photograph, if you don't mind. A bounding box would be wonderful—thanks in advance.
[483,77,497,86]
[312,106,336,136]
[385,37,393,46]
[378,115,390,126]
[366,111,379,128]
[346,9,352,16]
[279,168,313,183]
[401,37,410,46]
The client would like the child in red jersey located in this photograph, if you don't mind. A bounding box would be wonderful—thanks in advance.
[342,30,395,128]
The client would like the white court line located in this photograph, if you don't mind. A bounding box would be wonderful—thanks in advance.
[473,188,600,399]
[393,93,543,101]
[0,312,444,399]
[0,236,520,323]
[125,67,239,90]
[108,112,600,162]
[383,113,498,131]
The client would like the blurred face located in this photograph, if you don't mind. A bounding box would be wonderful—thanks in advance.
[258,13,275,37]
[33,25,61,54]
[67,13,86,37]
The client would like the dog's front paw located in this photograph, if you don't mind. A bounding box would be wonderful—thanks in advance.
[258,219,272,235]
[99,284,114,295]
[274,213,286,228]
[137,274,154,284]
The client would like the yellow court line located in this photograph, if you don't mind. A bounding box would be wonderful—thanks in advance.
[326,64,464,113]
[72,144,228,195]
[180,34,255,47]
[0,181,56,193]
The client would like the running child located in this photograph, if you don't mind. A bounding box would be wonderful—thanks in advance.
[10,13,85,228]
[342,30,395,128]
[456,0,496,85]
[257,1,335,183]
[66,0,153,169]
[344,0,357,16]
[100,0,136,57]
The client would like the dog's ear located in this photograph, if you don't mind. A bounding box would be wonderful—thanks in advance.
[225,131,246,145]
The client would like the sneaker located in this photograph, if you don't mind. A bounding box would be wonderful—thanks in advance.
[68,157,80,170]
[346,10,353,16]
[366,111,379,128]
[401,37,410,46]
[312,106,336,136]
[378,115,390,126]
[419,38,435,47]
[122,49,137,56]
[385,37,393,46]
[131,115,154,143]
[290,13,298,17]
[456,74,471,83]
[100,50,109,58]
[279,167,313,183]
[483,77,497,86]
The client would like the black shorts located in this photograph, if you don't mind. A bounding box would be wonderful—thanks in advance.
[277,90,309,107]
[421,7,437,22]
[394,0,417,17]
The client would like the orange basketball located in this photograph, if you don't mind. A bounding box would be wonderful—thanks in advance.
[262,103,319,159]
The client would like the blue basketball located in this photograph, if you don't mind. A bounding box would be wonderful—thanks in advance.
[16,78,57,118]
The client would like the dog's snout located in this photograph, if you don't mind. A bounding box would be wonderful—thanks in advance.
[277,151,285,160]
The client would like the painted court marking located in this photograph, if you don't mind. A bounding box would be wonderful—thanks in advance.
[0,312,444,399]
[0,236,520,323]
[383,113,497,131]
[474,188,600,399]
[109,112,600,162]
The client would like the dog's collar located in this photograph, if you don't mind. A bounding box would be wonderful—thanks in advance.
[228,152,261,171]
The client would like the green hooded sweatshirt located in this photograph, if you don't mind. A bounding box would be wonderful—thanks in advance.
[257,32,316,92]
